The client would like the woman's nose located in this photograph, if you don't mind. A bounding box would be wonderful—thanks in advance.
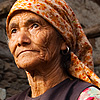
[17,30,31,46]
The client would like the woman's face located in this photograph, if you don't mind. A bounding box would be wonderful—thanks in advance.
[8,11,64,71]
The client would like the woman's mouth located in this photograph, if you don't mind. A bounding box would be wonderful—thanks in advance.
[17,50,40,57]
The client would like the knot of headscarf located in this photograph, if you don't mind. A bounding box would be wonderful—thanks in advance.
[6,0,100,87]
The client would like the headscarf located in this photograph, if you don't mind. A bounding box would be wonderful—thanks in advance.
[6,0,100,87]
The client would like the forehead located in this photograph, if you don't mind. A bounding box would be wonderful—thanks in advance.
[9,10,46,26]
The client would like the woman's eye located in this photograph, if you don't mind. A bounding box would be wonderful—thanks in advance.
[11,29,17,34]
[30,24,39,29]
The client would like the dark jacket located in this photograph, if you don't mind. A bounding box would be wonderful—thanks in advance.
[6,78,95,100]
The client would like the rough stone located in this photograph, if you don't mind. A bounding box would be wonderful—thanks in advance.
[89,37,100,66]
[0,80,11,88]
[0,26,7,43]
[3,72,17,82]
[93,37,100,66]
[94,65,100,77]
[0,59,4,81]
[0,43,13,61]
[0,0,16,15]
[66,0,100,27]
[0,88,6,100]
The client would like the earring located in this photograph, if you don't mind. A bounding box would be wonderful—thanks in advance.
[61,46,69,55]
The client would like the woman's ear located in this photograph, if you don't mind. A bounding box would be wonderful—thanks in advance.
[61,41,66,51]
[60,41,70,56]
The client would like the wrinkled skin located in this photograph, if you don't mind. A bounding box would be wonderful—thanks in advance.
[8,11,68,97]
[8,11,64,71]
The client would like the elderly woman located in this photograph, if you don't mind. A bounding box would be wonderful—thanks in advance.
[6,0,100,100]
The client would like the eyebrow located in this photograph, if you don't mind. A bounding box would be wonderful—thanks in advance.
[25,18,43,27]
[9,17,43,31]
[9,23,19,31]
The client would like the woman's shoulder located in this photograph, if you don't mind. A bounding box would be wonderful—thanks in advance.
[6,87,31,100]
[6,94,19,100]
[78,86,100,100]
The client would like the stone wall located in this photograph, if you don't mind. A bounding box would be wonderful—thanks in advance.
[0,0,100,99]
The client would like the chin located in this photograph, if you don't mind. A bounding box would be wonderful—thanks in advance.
[15,56,45,71]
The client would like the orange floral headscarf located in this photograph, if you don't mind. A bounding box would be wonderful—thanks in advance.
[6,0,100,87]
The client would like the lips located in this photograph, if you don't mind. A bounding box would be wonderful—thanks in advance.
[17,50,40,57]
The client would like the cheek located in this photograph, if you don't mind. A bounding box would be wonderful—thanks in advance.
[31,30,52,60]
[8,39,16,55]
[33,30,49,47]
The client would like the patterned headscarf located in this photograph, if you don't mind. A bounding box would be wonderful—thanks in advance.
[6,0,100,87]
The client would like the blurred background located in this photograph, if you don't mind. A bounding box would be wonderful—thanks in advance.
[0,0,100,99]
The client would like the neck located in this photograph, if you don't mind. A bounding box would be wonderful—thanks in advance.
[26,58,68,98]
